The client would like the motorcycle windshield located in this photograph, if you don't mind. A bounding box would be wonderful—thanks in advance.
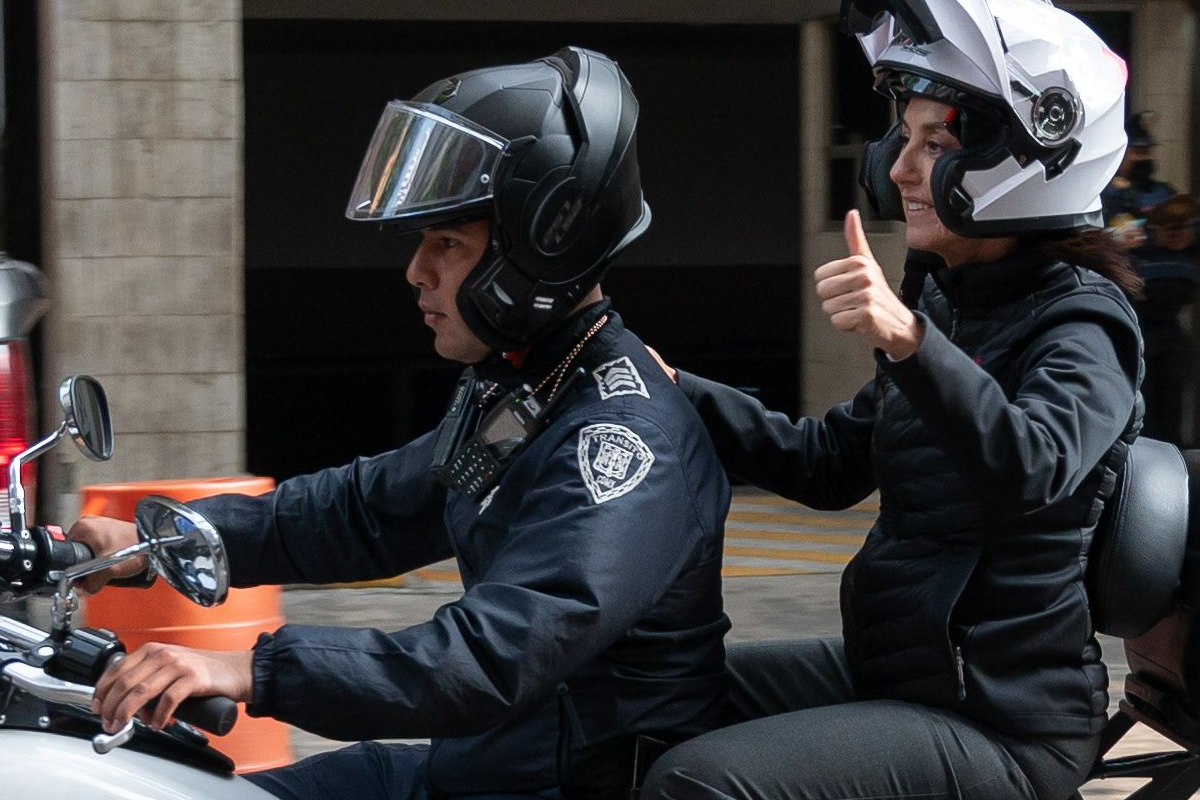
[345,101,508,224]
[840,0,1012,105]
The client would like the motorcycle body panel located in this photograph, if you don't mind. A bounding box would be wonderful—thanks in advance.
[0,730,275,800]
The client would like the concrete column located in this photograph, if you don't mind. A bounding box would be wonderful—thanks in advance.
[1133,0,1195,190]
[38,0,244,516]
[798,20,908,419]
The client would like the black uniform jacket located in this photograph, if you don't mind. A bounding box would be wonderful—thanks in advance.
[679,252,1142,738]
[191,303,732,796]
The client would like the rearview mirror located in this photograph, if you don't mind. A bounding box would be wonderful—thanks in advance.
[135,496,229,607]
[59,375,113,461]
[7,375,114,537]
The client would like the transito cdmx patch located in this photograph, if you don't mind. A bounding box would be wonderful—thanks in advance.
[577,423,654,504]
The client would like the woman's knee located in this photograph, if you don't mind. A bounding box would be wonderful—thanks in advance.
[641,738,735,800]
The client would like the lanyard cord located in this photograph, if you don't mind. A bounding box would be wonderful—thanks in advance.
[533,313,609,402]
[478,313,610,407]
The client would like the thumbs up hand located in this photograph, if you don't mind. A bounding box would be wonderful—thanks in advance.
[813,210,924,360]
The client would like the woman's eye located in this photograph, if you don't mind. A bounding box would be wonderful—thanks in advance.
[442,237,460,249]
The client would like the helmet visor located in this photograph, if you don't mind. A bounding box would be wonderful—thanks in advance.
[345,101,508,224]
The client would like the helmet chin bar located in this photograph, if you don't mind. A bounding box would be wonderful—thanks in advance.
[457,246,594,353]
[860,91,1091,238]
[859,123,906,222]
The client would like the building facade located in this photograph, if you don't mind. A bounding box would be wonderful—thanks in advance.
[4,0,1195,515]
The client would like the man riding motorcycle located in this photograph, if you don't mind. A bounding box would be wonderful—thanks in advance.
[69,46,731,800]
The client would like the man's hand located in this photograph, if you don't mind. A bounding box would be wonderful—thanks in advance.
[92,643,254,733]
[813,210,924,360]
[66,516,145,594]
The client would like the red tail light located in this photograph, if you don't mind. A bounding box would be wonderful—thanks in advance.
[0,340,37,531]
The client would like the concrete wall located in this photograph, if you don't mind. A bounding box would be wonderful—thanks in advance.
[28,0,1195,515]
[242,0,841,22]
[38,0,244,516]
[1132,0,1196,190]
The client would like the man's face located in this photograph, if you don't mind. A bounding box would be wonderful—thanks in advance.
[406,219,492,364]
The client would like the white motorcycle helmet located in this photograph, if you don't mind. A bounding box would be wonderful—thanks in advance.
[843,0,1128,236]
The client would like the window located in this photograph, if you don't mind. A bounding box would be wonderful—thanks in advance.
[827,23,891,226]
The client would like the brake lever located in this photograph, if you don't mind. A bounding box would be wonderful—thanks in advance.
[92,718,135,754]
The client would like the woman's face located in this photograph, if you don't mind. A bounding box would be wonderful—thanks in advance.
[889,96,1015,266]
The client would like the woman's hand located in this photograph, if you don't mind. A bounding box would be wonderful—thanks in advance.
[66,516,145,594]
[814,210,924,360]
[92,643,254,733]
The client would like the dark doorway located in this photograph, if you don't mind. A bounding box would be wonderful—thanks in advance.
[243,20,801,480]
[1,0,41,266]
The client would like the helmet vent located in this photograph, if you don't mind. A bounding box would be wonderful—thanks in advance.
[1043,139,1082,180]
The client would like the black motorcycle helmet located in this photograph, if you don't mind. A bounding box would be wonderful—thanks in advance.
[346,46,651,351]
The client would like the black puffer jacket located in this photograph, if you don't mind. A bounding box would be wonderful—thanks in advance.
[680,251,1142,737]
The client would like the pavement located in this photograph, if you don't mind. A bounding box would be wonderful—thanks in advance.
[262,486,1192,799]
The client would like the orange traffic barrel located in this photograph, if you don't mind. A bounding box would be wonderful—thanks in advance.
[80,477,293,773]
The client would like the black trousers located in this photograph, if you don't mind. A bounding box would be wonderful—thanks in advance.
[641,638,1100,800]
[245,741,560,800]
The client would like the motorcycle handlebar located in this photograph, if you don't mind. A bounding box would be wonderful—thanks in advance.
[175,695,239,736]
[2,660,239,736]
[103,652,240,737]
[69,540,92,565]
[62,538,153,588]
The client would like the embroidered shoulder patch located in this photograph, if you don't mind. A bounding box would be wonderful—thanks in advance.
[577,424,655,504]
[592,356,649,400]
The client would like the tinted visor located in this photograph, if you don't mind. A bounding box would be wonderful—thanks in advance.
[345,101,508,224]
[878,71,963,104]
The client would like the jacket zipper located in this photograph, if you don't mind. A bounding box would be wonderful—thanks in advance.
[950,306,960,341]
[556,682,584,790]
[954,645,967,701]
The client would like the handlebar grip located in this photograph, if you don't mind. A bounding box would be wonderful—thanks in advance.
[175,695,239,736]
[72,541,93,564]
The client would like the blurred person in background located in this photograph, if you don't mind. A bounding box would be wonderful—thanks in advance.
[1102,111,1176,251]
[1129,192,1200,444]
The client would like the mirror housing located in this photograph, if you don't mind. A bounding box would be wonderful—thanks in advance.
[59,375,113,461]
[134,496,229,607]
[7,375,114,537]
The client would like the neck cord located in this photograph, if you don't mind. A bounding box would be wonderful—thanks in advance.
[477,313,609,407]
[533,313,609,402]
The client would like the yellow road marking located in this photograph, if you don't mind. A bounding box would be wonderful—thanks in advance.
[724,545,853,564]
[324,576,409,589]
[734,494,879,513]
[725,529,865,546]
[728,510,872,529]
[721,566,822,577]
[412,568,462,583]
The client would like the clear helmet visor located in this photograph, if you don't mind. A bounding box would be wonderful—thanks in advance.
[345,101,508,224]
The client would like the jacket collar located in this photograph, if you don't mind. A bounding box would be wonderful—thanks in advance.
[930,248,1053,308]
[473,298,618,390]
